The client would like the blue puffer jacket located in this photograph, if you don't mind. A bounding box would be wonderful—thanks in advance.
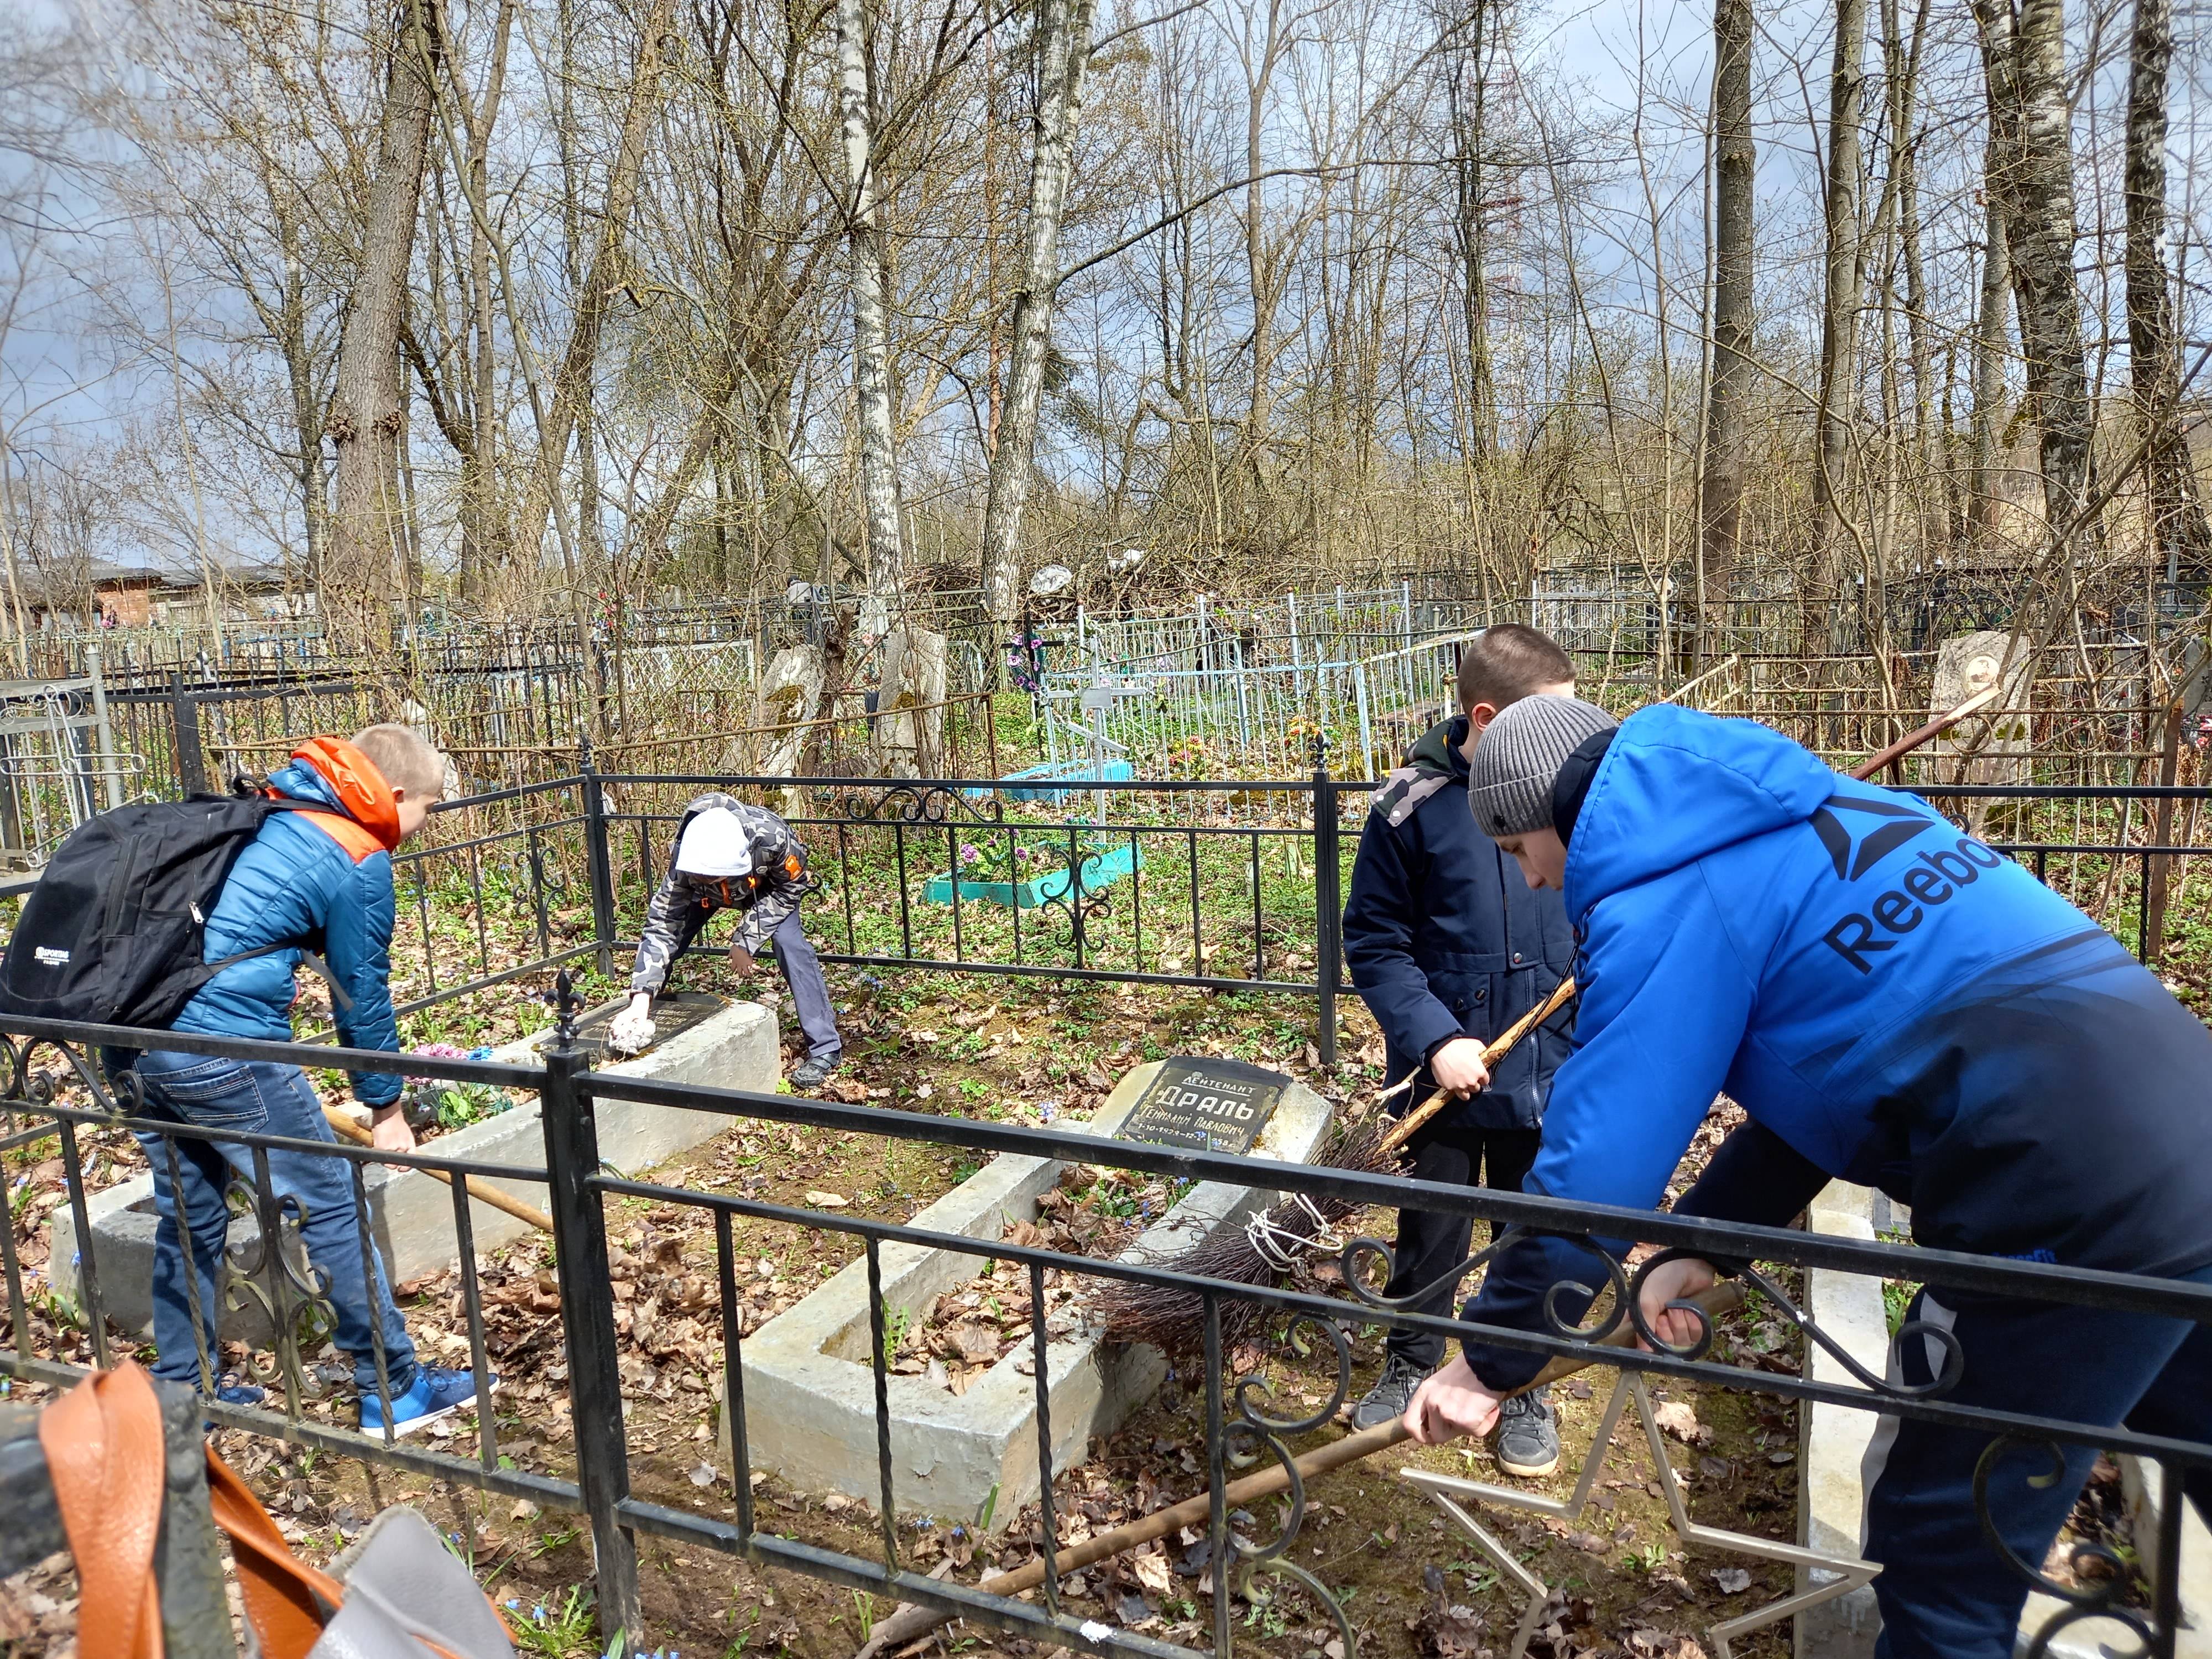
[1461,704,2212,1387]
[1343,716,1576,1130]
[168,751,404,1107]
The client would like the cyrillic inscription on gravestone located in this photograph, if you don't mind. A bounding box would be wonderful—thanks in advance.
[1117,1058,1288,1154]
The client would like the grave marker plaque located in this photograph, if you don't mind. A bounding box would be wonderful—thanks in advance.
[1117,1057,1288,1154]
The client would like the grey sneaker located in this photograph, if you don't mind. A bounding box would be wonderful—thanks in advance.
[1495,1386,1559,1477]
[1352,1353,1431,1431]
[790,1055,838,1091]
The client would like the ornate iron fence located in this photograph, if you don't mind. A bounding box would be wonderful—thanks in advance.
[2,1001,2208,1657]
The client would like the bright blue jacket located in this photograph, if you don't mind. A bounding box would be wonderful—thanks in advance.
[168,755,404,1107]
[1462,705,2212,1387]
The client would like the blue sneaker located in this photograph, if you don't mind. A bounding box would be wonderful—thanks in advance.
[212,1375,267,1408]
[359,1365,494,1437]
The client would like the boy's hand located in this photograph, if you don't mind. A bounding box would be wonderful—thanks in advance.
[1635,1256,1720,1350]
[607,994,656,1056]
[369,1108,416,1160]
[1402,1353,1504,1444]
[1429,1036,1492,1098]
[728,945,757,976]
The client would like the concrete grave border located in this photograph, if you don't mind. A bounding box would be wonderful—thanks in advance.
[721,1058,1334,1525]
[46,998,779,1341]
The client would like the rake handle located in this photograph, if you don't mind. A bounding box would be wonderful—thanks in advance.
[858,1282,1745,1656]
[319,1105,554,1235]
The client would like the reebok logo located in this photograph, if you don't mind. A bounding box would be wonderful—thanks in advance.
[33,946,69,966]
[1823,836,2007,972]
[1809,795,1936,880]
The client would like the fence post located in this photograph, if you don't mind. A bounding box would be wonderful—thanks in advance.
[539,978,643,1651]
[169,671,207,796]
[580,740,618,977]
[1312,745,1340,1068]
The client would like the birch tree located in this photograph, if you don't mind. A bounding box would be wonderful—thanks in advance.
[979,0,1100,643]
[1975,0,2096,545]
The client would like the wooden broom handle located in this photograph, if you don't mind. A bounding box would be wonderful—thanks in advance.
[857,1282,1746,1656]
[1381,973,1579,1155]
[320,1105,554,1235]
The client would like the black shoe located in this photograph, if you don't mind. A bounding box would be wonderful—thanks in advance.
[1494,1385,1559,1477]
[789,1055,838,1091]
[1351,1353,1431,1430]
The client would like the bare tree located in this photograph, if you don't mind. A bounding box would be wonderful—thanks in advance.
[1975,0,2097,544]
[325,0,444,648]
[1813,0,1870,574]
[979,0,1101,644]
[2124,0,2211,582]
[1699,0,1755,603]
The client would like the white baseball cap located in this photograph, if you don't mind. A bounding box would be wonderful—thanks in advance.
[674,808,754,878]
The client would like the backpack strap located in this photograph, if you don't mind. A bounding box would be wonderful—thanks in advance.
[36,1360,166,1659]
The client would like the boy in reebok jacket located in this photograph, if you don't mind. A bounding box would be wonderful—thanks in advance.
[1403,697,2212,1658]
[606,794,842,1087]
[127,725,485,1436]
[1338,624,1578,1466]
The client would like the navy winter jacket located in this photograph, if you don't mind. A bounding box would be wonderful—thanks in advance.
[168,750,405,1107]
[1342,716,1576,1131]
[1460,705,2212,1388]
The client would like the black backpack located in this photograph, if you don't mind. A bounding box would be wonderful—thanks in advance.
[0,792,308,1030]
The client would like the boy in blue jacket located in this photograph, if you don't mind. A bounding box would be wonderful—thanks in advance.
[1339,625,1578,1467]
[1404,696,2212,1658]
[124,725,484,1436]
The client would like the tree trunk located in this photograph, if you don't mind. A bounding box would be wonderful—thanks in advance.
[1699,0,1755,608]
[1813,0,1870,572]
[325,0,442,651]
[2125,0,2212,584]
[835,0,905,643]
[510,0,674,574]
[1976,0,2098,546]
[1970,128,2012,547]
[1448,1,1496,466]
[979,0,1100,645]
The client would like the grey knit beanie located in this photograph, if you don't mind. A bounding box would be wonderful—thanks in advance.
[1467,696,1620,837]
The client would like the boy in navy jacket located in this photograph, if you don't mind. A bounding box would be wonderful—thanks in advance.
[1339,625,1578,1470]
[1405,698,2212,1658]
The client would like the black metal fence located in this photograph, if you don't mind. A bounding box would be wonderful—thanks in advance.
[2,1001,2208,1658]
[179,769,2212,1061]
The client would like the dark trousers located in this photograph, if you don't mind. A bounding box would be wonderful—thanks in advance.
[1865,1265,2212,1658]
[1381,1124,1542,1369]
[765,910,840,1064]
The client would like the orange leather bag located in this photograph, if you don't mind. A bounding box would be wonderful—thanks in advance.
[39,1362,515,1659]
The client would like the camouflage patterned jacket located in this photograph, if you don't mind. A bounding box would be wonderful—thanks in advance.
[629,793,812,997]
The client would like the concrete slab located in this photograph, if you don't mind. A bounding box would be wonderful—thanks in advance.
[46,999,778,1342]
[721,1059,1334,1525]
[1796,1183,1887,1659]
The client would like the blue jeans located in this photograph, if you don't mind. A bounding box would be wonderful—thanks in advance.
[124,1050,418,1397]
[1865,1263,2212,1657]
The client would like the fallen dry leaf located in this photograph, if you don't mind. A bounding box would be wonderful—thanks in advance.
[1651,1400,1712,1447]
[1133,1549,1172,1595]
